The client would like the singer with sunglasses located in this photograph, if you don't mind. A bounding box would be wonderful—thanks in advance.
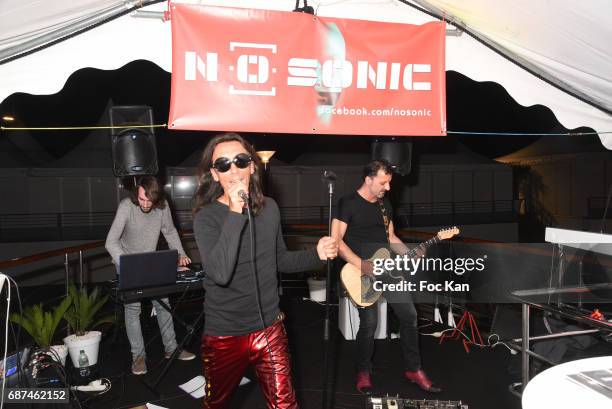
[192,133,338,409]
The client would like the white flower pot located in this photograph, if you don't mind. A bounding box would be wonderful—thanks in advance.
[307,278,327,302]
[48,344,68,366]
[63,331,102,367]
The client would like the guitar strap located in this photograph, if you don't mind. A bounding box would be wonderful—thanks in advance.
[377,199,391,244]
[377,199,405,281]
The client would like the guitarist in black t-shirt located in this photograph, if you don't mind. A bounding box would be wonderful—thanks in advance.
[332,160,442,395]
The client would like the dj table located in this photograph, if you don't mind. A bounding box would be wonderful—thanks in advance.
[113,269,205,302]
[110,268,206,391]
[117,279,204,303]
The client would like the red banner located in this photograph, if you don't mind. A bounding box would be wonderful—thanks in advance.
[169,4,446,136]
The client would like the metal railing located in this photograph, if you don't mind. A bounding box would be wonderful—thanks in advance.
[0,200,518,242]
[0,228,334,301]
[0,211,116,241]
[278,200,518,226]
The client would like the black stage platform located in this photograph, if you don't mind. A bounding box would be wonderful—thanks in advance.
[66,296,535,409]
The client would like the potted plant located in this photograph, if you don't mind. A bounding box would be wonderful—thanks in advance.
[63,284,114,368]
[10,296,72,365]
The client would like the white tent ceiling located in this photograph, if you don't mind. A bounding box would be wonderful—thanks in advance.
[1,0,611,148]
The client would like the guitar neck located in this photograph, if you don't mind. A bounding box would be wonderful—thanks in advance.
[406,235,440,257]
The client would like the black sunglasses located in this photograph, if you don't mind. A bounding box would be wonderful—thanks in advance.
[212,153,252,173]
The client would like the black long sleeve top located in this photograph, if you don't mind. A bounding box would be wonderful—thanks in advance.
[193,197,323,336]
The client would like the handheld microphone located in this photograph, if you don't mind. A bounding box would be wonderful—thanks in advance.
[238,190,250,208]
[322,170,337,182]
[322,171,336,195]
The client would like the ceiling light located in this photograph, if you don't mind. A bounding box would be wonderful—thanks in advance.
[256,150,276,170]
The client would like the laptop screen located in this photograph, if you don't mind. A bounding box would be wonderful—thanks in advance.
[118,249,178,291]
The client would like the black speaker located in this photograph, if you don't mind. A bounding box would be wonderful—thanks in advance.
[371,138,412,176]
[110,106,158,177]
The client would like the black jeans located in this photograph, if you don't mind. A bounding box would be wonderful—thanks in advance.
[356,292,421,373]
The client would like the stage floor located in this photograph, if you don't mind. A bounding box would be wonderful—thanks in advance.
[65,296,541,409]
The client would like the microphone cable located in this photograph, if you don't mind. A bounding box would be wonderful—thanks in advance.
[244,195,279,409]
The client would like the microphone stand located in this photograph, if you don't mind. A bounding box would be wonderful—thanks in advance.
[322,176,334,409]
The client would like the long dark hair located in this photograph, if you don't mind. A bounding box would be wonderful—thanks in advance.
[130,176,166,210]
[193,133,265,214]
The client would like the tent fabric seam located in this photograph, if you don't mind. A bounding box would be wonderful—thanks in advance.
[400,0,612,117]
[0,0,166,66]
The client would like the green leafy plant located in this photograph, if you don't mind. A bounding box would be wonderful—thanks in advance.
[10,296,71,348]
[64,284,114,336]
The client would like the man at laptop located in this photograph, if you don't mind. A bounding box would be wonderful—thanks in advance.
[106,176,195,375]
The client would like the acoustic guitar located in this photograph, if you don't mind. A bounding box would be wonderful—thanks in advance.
[340,227,460,307]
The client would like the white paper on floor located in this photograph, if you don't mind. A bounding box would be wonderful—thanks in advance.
[179,375,251,399]
[146,403,169,409]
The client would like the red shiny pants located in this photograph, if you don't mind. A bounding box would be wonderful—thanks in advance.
[202,320,298,409]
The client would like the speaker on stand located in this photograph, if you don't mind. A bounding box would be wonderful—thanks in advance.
[371,137,412,176]
[109,106,158,177]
